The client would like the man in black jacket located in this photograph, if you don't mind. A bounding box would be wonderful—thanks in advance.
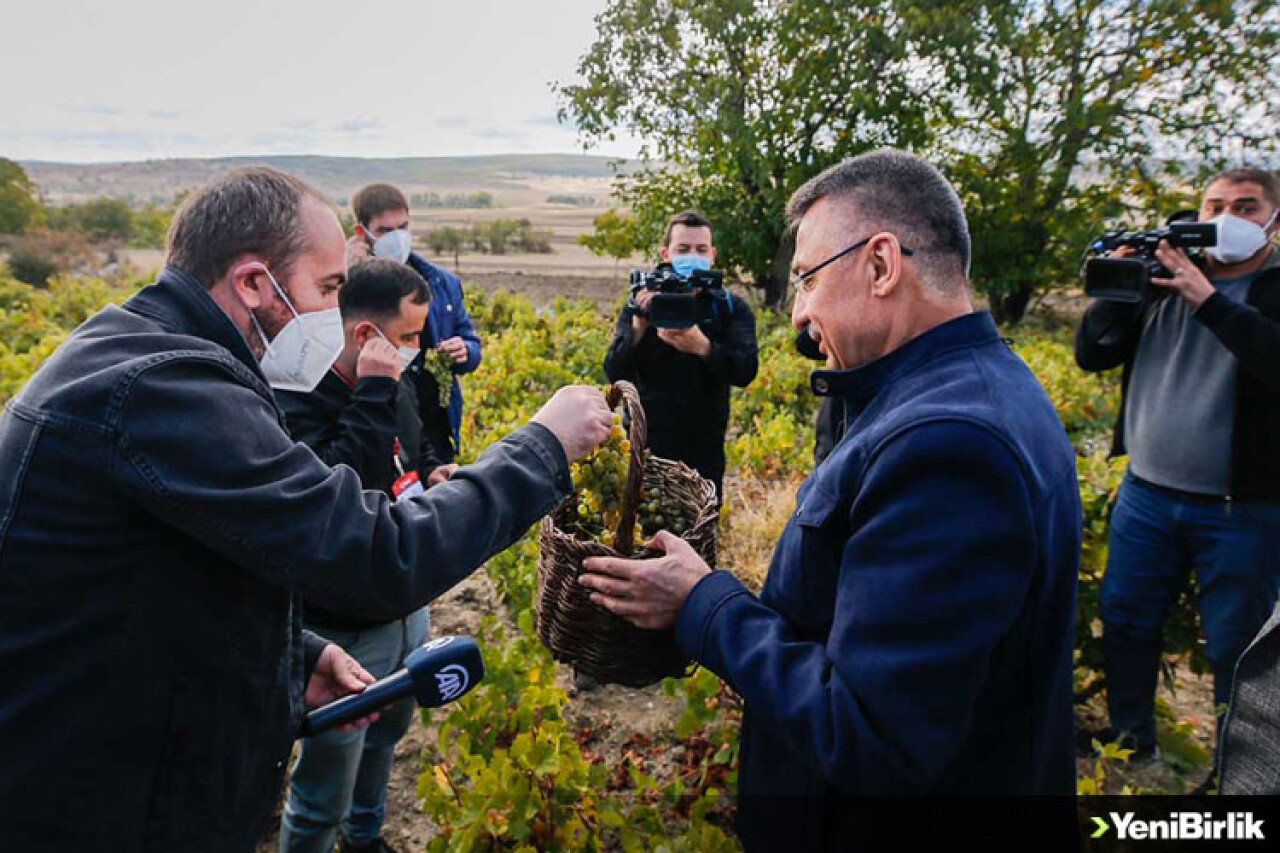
[1076,167,1280,765]
[275,259,450,853]
[0,166,611,852]
[604,211,758,500]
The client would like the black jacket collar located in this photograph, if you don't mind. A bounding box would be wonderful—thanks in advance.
[124,266,265,380]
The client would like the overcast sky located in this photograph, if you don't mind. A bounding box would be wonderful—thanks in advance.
[0,0,636,163]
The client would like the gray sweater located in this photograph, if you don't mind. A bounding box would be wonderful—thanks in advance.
[1126,252,1280,495]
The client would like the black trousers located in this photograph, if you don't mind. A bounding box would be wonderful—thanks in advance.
[647,428,725,503]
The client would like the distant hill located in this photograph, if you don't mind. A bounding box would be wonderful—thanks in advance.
[21,154,630,206]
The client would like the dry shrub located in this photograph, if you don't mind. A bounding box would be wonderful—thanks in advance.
[719,474,803,592]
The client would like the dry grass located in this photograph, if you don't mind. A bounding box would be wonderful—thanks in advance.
[719,475,803,592]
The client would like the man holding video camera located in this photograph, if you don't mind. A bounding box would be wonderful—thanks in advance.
[604,211,758,500]
[1076,167,1280,765]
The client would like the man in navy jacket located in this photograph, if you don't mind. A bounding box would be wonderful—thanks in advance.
[581,150,1081,851]
[346,183,481,459]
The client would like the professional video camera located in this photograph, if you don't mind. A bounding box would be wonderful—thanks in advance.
[1082,217,1216,302]
[628,264,729,329]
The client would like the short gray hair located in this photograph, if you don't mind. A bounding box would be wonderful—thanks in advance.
[166,166,330,288]
[786,149,971,294]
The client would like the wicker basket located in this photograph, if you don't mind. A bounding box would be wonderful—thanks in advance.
[536,381,718,687]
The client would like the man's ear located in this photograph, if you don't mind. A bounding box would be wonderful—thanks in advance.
[351,320,376,348]
[660,245,672,264]
[229,261,269,310]
[868,235,905,299]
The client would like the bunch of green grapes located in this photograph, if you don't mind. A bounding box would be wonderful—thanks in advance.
[569,410,631,548]
[425,347,454,409]
[637,487,690,538]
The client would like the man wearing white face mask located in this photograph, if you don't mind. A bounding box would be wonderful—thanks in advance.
[348,183,481,467]
[0,167,613,851]
[1077,166,1280,776]
[276,259,454,853]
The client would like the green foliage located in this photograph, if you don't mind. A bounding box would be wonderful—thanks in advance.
[127,204,173,249]
[422,617,613,852]
[560,0,930,304]
[47,197,134,243]
[6,243,60,287]
[427,220,554,260]
[0,274,136,403]
[42,196,174,249]
[564,0,1280,317]
[0,158,43,234]
[579,209,644,263]
[3,229,98,287]
[1011,335,1118,443]
[546,194,597,206]
[905,0,1280,322]
[412,191,496,209]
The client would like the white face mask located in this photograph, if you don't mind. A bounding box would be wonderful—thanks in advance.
[249,266,345,393]
[374,325,419,370]
[370,227,413,264]
[1206,210,1277,266]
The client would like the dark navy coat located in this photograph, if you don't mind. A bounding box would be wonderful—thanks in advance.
[675,312,1081,850]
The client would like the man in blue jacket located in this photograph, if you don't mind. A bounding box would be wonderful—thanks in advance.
[346,183,481,460]
[581,150,1081,850]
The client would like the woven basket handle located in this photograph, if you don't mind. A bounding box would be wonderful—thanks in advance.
[608,381,647,554]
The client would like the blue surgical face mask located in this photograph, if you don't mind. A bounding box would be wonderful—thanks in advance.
[670,254,713,277]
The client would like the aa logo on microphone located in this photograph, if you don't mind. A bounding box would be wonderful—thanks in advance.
[435,664,470,702]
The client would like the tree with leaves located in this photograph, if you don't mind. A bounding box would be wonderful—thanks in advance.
[563,0,1279,321]
[906,0,1280,322]
[579,209,644,279]
[559,0,930,306]
[0,159,42,235]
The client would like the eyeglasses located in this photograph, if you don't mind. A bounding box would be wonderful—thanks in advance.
[790,234,915,295]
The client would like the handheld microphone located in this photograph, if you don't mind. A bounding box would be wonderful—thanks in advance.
[301,635,484,736]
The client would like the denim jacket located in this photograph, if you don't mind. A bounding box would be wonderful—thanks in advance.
[0,267,569,851]
[407,253,481,451]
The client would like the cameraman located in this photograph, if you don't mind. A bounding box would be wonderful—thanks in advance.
[1076,167,1280,765]
[604,211,758,500]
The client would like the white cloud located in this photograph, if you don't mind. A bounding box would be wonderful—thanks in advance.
[0,0,639,163]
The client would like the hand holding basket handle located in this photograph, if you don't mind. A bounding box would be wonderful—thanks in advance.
[535,380,719,687]
[531,386,615,464]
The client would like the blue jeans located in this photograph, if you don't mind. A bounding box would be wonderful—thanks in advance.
[1101,473,1280,751]
[281,609,430,853]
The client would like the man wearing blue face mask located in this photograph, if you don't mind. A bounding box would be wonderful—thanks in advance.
[348,183,481,468]
[1077,166,1280,779]
[604,210,758,500]
[275,259,453,853]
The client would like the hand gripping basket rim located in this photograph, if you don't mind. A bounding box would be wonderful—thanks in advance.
[535,381,718,687]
